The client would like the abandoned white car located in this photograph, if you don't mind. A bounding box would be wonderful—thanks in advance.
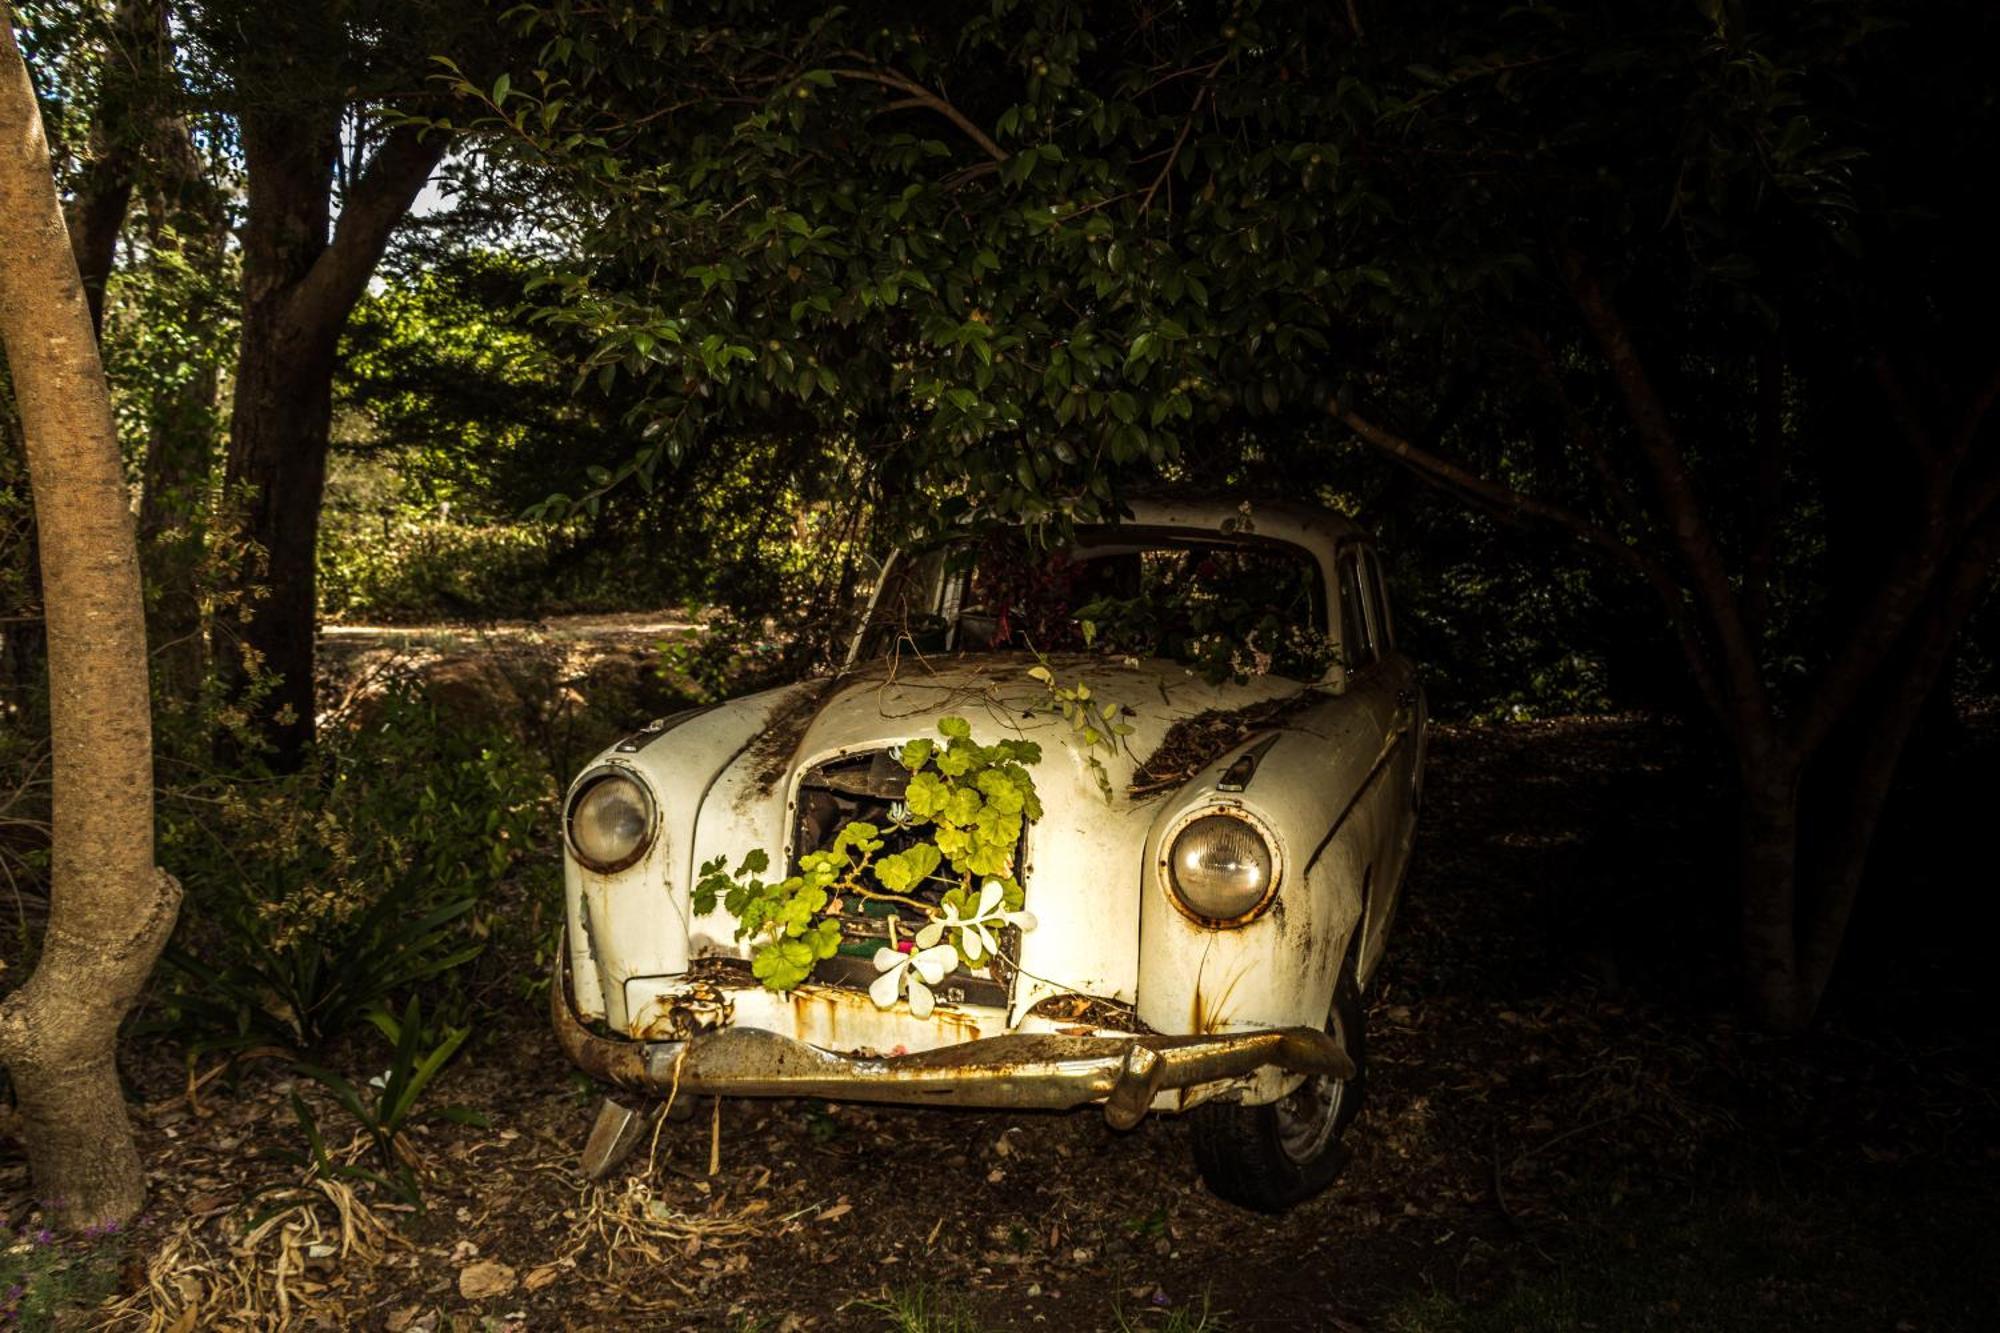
[553,497,1425,1210]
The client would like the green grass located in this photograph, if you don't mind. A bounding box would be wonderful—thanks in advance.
[851,1283,994,1333]
[851,1283,1229,1333]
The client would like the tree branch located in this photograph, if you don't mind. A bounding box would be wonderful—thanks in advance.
[1958,455,2000,532]
[1797,508,2000,997]
[285,121,449,337]
[1950,354,2000,460]
[1743,338,1786,638]
[65,151,131,336]
[1523,329,1651,538]
[1139,53,1229,216]
[1562,249,1773,739]
[1329,397,1730,725]
[1791,357,1996,759]
[62,0,171,335]
[1870,352,1937,463]
[1522,346,1732,722]
[830,68,1008,164]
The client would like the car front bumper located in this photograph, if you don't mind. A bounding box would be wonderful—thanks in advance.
[551,959,1354,1133]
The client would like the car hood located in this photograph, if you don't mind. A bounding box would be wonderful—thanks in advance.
[675,654,1315,1013]
[776,652,1305,800]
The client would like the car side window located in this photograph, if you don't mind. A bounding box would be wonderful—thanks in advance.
[1362,547,1394,652]
[857,550,950,658]
[1337,547,1378,674]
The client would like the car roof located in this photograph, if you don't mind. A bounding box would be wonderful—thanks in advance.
[893,497,1366,570]
[1112,496,1365,557]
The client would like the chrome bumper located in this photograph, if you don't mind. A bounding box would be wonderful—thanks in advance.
[551,960,1353,1132]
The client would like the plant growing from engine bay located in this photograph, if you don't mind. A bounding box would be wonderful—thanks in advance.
[692,717,1042,998]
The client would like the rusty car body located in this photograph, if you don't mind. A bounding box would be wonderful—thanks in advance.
[554,497,1425,1209]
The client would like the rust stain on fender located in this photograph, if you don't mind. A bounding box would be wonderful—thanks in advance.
[788,982,988,1051]
[552,942,1352,1120]
[629,979,735,1041]
[1190,961,1248,1035]
[552,965,653,1091]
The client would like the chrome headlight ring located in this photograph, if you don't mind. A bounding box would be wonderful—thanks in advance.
[565,764,658,874]
[1157,803,1284,928]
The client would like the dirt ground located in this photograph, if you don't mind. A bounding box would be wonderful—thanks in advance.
[6,696,1997,1331]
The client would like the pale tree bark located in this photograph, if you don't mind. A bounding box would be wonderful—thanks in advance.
[0,3,180,1230]
[12,0,182,697]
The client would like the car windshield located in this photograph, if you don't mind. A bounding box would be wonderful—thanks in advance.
[857,526,1333,681]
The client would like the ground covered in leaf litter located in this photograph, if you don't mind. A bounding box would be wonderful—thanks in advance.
[9,710,2000,1331]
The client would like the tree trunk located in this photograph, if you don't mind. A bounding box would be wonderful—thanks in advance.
[1790,519,2000,1016]
[129,4,225,704]
[1732,510,1998,1031]
[218,109,339,764]
[1736,754,1807,1032]
[135,205,225,701]
[65,152,130,336]
[15,0,182,701]
[0,4,181,1230]
[135,115,228,561]
[62,0,170,335]
[137,356,221,702]
[223,304,338,762]
[221,111,444,768]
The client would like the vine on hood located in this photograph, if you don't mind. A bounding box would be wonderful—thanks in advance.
[692,716,1042,1000]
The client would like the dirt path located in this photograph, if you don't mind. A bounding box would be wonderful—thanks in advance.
[321,610,705,649]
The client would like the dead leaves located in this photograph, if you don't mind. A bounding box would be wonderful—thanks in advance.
[456,1259,516,1300]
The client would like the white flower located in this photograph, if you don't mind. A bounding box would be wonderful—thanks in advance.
[868,943,960,1018]
[885,800,913,827]
[915,879,1038,965]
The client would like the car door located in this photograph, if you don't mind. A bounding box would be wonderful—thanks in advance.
[1360,546,1423,964]
[1334,543,1423,985]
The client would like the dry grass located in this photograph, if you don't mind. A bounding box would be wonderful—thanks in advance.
[101,1177,398,1331]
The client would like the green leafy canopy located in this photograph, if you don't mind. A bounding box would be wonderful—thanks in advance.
[434,0,1388,532]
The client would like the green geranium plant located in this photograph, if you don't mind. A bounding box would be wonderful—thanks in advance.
[692,716,1043,999]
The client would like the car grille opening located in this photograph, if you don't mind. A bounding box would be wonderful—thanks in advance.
[791,749,1025,1007]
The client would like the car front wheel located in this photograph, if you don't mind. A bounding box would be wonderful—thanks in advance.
[1188,967,1366,1213]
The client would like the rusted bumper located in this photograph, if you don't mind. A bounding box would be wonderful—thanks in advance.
[551,962,1353,1131]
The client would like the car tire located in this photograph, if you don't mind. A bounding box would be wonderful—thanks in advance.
[1188,964,1367,1214]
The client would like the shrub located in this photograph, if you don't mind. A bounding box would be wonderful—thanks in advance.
[288,995,482,1207]
[318,513,561,623]
[158,681,556,1052]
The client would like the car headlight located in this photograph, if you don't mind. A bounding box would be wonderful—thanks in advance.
[1165,811,1278,924]
[567,769,655,872]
